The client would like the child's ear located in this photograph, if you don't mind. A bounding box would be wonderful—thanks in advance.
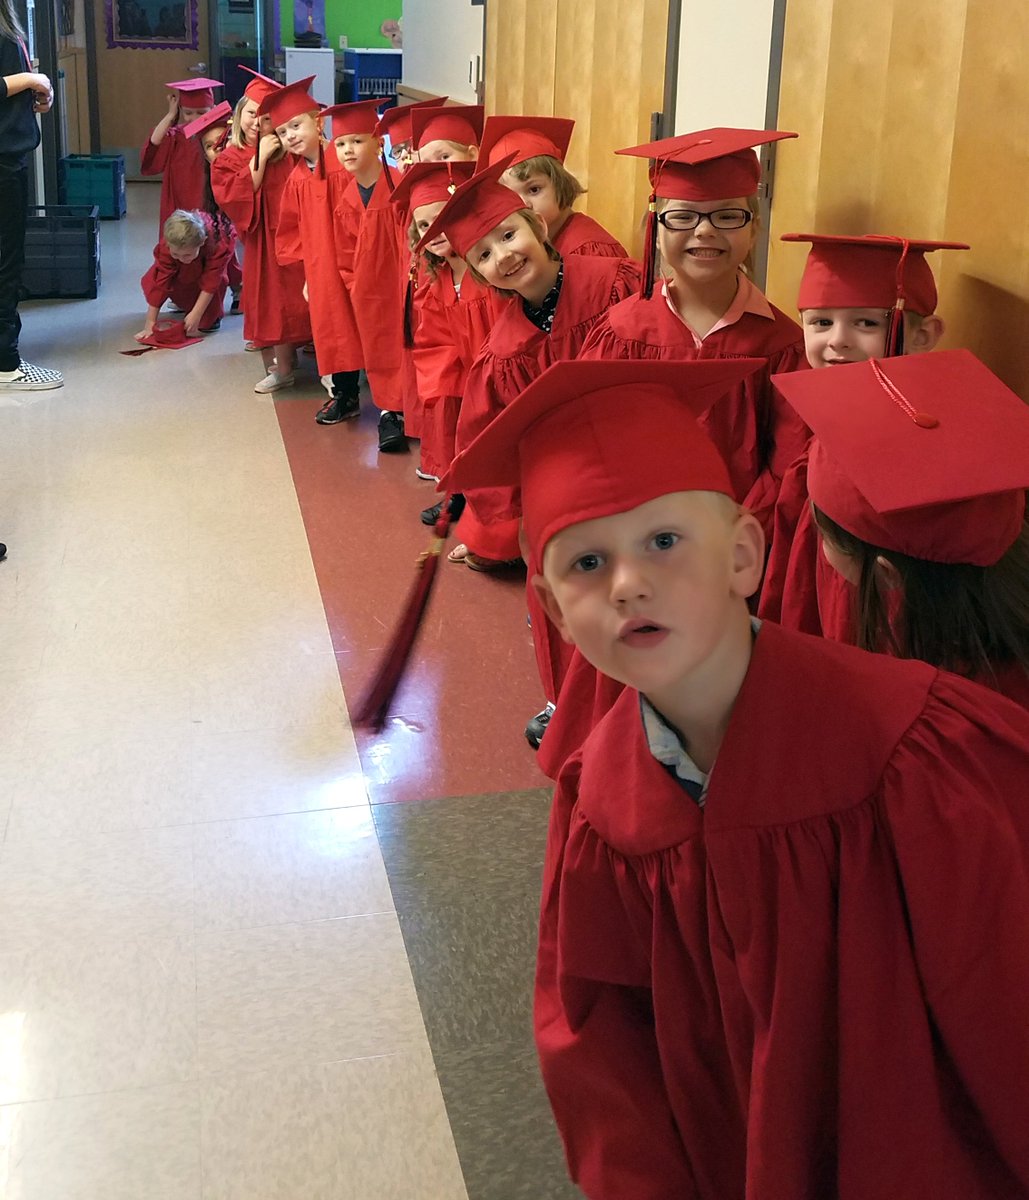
[532,573,574,644]
[468,144,479,160]
[908,314,945,354]
[730,511,766,600]
[535,214,549,241]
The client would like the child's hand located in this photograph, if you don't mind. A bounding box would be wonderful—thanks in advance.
[134,326,154,342]
[258,132,280,161]
[183,311,203,336]
[166,90,180,121]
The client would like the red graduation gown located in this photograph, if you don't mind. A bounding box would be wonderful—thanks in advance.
[412,267,503,482]
[140,211,232,326]
[578,284,809,534]
[140,126,205,235]
[537,621,1029,1200]
[211,145,311,348]
[275,148,362,377]
[337,170,406,412]
[551,210,628,259]
[457,255,641,560]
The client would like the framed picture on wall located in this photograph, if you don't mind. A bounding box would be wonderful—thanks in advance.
[105,0,199,49]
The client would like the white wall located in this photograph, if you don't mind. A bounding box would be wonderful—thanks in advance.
[674,0,776,132]
[400,0,483,104]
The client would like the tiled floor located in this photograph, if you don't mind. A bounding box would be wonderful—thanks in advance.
[0,185,573,1198]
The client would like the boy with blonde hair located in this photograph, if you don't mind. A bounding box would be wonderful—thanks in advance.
[137,208,231,340]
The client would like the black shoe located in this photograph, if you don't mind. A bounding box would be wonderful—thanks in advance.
[525,702,556,750]
[316,392,360,425]
[0,542,6,562]
[420,501,443,526]
[200,318,221,333]
[231,290,242,314]
[378,410,408,453]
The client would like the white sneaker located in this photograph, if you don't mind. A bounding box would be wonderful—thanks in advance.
[254,371,295,395]
[0,361,64,391]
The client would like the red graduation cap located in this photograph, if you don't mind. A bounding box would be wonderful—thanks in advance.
[410,104,485,152]
[137,320,204,350]
[388,160,476,221]
[771,349,1029,566]
[414,153,522,258]
[374,95,448,144]
[477,115,575,169]
[322,96,391,137]
[180,100,232,140]
[443,358,763,558]
[238,66,282,105]
[166,77,223,109]
[256,75,319,129]
[618,127,797,299]
[783,232,970,355]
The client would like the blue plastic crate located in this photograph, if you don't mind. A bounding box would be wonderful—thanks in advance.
[20,205,101,299]
[342,48,401,102]
[59,154,126,220]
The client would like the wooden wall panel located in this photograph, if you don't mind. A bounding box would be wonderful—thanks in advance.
[768,0,1029,396]
[485,0,669,255]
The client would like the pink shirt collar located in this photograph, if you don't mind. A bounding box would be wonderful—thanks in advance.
[663,272,774,347]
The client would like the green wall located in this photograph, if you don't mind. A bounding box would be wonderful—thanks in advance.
[281,0,400,49]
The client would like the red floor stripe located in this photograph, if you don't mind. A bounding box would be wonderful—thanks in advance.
[275,392,549,804]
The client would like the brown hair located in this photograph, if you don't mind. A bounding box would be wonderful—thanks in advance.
[812,504,1029,686]
[466,209,560,291]
[506,154,584,211]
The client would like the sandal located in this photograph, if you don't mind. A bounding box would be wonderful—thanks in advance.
[447,543,469,564]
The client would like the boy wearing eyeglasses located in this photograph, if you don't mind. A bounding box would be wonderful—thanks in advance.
[540,130,810,778]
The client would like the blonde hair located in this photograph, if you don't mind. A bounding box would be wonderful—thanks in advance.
[164,209,207,249]
[507,154,584,211]
[467,209,560,290]
[229,94,252,150]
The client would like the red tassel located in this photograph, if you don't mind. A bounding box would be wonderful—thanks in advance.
[353,499,461,732]
[641,195,658,300]
[886,301,906,356]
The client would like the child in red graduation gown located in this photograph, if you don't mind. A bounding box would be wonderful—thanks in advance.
[773,350,1029,709]
[141,77,223,237]
[261,80,364,425]
[330,97,410,451]
[443,357,1029,1200]
[478,114,628,258]
[541,128,808,777]
[388,159,479,494]
[210,69,311,394]
[136,208,231,339]
[757,233,965,638]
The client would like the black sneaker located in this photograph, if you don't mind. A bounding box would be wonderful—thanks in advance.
[0,542,6,562]
[316,392,360,425]
[525,702,556,750]
[378,410,408,453]
[231,290,242,314]
[420,501,443,526]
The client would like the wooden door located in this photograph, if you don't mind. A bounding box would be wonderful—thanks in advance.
[766,0,1029,396]
[87,0,210,172]
[485,0,670,256]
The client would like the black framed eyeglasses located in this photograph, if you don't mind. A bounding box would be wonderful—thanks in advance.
[655,207,753,232]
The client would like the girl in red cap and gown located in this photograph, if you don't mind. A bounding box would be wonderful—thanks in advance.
[772,349,1029,710]
[211,70,311,393]
[141,77,223,236]
[757,233,965,639]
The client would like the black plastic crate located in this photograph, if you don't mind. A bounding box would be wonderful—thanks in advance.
[59,154,127,219]
[20,205,101,300]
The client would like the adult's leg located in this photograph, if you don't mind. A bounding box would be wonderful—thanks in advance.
[0,164,29,372]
